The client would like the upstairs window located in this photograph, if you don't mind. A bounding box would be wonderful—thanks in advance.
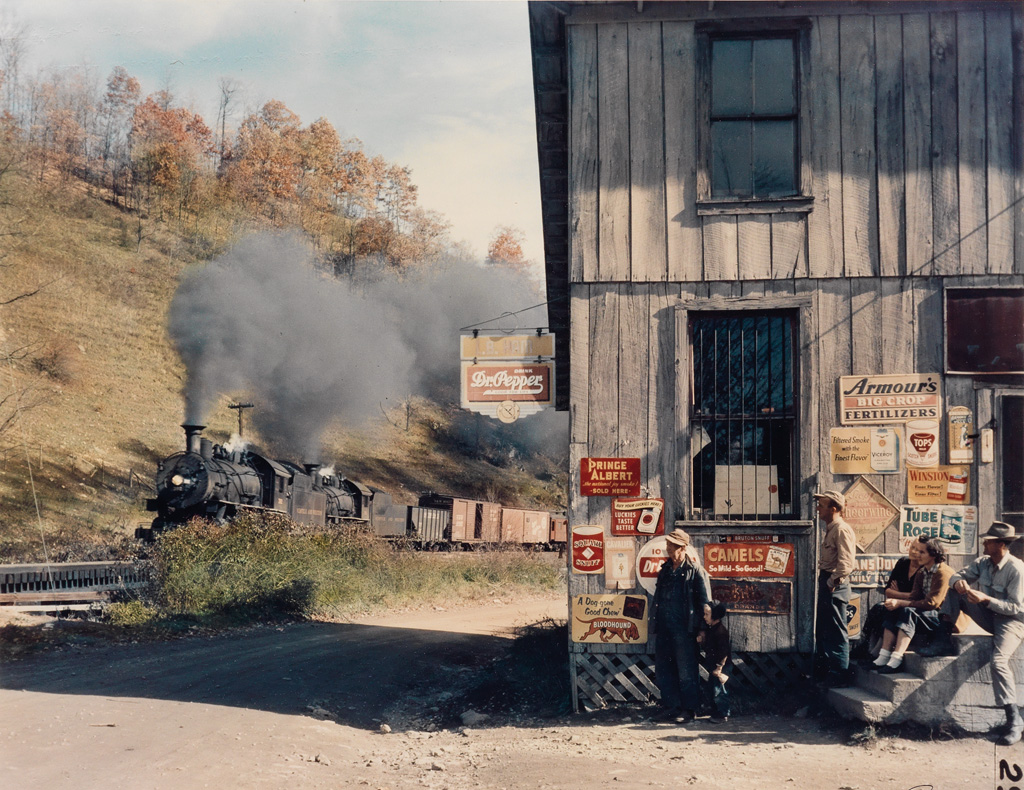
[710,35,798,199]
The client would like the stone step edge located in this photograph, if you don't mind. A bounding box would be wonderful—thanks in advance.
[827,686,901,724]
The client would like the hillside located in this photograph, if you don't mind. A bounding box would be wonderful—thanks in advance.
[0,175,567,562]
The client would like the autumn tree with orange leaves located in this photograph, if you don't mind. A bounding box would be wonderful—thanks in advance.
[486,225,531,272]
[0,57,473,268]
[225,99,303,220]
[130,91,215,221]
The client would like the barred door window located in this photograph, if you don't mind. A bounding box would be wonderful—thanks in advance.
[691,312,797,519]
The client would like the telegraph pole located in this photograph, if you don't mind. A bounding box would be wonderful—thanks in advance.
[228,403,254,437]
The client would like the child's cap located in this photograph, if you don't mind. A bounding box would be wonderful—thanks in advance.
[709,601,727,621]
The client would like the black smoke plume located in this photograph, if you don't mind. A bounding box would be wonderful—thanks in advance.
[168,232,566,463]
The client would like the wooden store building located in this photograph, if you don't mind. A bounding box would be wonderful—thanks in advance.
[528,0,1024,710]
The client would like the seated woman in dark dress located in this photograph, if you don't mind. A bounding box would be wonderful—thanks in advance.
[858,538,926,660]
[872,538,952,673]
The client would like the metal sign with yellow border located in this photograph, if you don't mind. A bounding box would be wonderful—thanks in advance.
[571,593,648,644]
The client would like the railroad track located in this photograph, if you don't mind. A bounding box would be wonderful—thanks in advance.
[0,561,148,612]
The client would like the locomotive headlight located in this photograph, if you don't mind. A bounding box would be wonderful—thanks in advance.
[170,474,191,486]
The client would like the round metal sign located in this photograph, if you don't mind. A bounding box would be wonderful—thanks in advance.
[496,400,520,423]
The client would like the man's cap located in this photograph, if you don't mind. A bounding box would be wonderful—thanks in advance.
[665,528,690,547]
[813,490,846,510]
[981,521,1019,542]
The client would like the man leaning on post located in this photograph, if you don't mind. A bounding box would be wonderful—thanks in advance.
[814,490,856,688]
[919,521,1024,746]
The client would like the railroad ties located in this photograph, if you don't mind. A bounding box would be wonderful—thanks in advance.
[0,562,148,612]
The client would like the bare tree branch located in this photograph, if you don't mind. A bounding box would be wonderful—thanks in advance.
[0,273,63,305]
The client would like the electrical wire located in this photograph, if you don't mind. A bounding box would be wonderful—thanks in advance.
[459,293,567,333]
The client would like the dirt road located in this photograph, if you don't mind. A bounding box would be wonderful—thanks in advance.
[0,595,1002,789]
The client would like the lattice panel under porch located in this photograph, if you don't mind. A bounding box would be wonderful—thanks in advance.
[572,653,660,710]
[572,651,813,711]
[728,651,813,697]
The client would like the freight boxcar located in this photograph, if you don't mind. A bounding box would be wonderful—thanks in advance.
[417,493,503,546]
[501,507,550,545]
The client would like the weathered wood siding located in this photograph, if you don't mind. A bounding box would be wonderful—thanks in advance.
[566,275,1020,653]
[566,6,1024,283]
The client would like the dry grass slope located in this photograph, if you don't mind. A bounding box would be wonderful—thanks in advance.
[0,175,566,562]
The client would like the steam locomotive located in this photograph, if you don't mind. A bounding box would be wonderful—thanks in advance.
[138,424,567,548]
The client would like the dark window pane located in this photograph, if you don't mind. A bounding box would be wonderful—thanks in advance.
[1003,396,1024,514]
[692,420,794,516]
[753,120,796,196]
[946,289,1024,373]
[712,120,751,197]
[752,38,795,114]
[712,39,751,115]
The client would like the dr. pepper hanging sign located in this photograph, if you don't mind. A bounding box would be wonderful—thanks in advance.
[459,331,555,422]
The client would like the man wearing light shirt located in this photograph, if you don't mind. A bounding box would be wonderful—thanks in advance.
[921,521,1024,745]
[814,490,857,687]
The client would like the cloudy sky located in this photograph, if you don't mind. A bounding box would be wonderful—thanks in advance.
[5,0,545,265]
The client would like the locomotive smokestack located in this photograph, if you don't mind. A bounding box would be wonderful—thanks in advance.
[182,424,205,455]
[304,463,321,484]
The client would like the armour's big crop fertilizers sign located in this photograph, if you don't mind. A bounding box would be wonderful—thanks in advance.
[839,373,941,424]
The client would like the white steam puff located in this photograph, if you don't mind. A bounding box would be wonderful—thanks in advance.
[168,231,565,462]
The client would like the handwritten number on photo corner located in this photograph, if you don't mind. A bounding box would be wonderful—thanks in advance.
[998,757,1023,790]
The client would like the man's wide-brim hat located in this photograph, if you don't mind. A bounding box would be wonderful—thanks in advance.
[665,528,690,547]
[981,521,1020,542]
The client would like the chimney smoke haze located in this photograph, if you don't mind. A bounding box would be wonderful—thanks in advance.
[168,232,564,462]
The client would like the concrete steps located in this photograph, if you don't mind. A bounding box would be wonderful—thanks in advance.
[828,634,1017,732]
